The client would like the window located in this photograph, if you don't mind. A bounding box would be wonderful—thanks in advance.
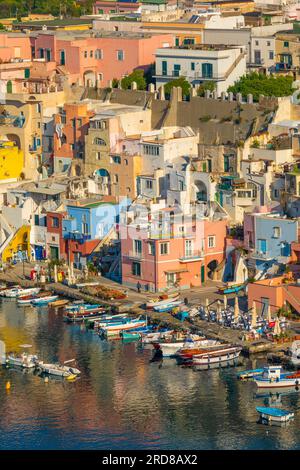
[255,41,259,46]
[114,174,118,183]
[39,48,44,59]
[148,242,155,256]
[179,180,184,191]
[82,222,89,235]
[60,50,65,66]
[185,240,193,256]
[202,63,213,79]
[124,159,128,165]
[273,227,281,238]
[166,272,176,287]
[274,189,279,198]
[117,50,124,61]
[84,51,88,58]
[173,64,181,77]
[162,60,167,76]
[34,215,39,226]
[160,242,169,255]
[143,144,159,156]
[94,137,106,146]
[208,236,215,248]
[191,62,195,71]
[132,261,141,276]
[134,239,142,254]
[96,152,101,160]
[284,41,289,47]
[258,239,267,254]
[111,155,121,164]
[52,217,59,228]
[95,49,103,59]
[267,41,271,46]
[269,51,274,60]
[146,179,153,189]
[90,50,93,58]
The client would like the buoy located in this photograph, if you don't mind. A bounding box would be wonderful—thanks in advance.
[5,381,11,390]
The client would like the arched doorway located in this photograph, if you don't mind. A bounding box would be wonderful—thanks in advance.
[207,259,218,279]
[83,71,96,87]
[195,180,208,202]
[94,168,111,195]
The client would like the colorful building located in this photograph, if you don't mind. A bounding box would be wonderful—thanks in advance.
[0,139,23,180]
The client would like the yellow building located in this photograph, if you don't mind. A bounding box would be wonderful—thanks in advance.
[2,225,31,263]
[0,139,23,180]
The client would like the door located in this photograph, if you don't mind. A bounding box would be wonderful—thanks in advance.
[254,50,261,64]
[201,265,205,283]
[261,297,269,316]
[50,246,59,260]
[60,50,65,66]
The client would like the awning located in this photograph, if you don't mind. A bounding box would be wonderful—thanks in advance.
[164,268,188,274]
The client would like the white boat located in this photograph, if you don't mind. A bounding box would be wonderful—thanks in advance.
[157,335,210,356]
[1,286,20,297]
[192,345,242,366]
[255,366,300,388]
[16,288,41,298]
[141,330,174,344]
[256,406,294,423]
[100,318,147,336]
[146,293,179,309]
[6,352,38,368]
[37,360,81,378]
[289,340,300,366]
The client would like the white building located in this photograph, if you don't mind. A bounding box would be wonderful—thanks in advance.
[250,36,276,68]
[155,44,246,96]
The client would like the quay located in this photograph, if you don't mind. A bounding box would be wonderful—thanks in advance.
[0,267,295,358]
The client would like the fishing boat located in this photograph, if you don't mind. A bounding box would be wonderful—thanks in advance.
[237,368,265,380]
[255,366,300,388]
[16,288,41,298]
[256,406,294,423]
[1,286,21,297]
[37,359,81,378]
[31,295,59,306]
[6,352,38,369]
[153,300,183,313]
[121,331,142,341]
[64,309,108,323]
[49,299,69,308]
[156,335,210,357]
[146,293,179,309]
[65,303,104,313]
[100,317,147,337]
[17,291,53,305]
[192,345,242,366]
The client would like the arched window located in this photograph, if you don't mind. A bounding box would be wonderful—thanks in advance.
[94,137,106,146]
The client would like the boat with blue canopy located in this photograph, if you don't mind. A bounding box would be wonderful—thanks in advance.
[256,406,294,423]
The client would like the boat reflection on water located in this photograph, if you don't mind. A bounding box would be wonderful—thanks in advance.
[191,358,244,371]
[255,387,300,427]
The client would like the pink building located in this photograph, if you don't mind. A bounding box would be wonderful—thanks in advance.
[32,31,172,87]
[248,276,300,315]
[121,208,227,292]
[93,0,141,14]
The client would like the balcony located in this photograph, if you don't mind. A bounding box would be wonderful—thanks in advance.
[251,250,273,261]
[0,114,25,128]
[126,251,144,260]
[179,250,204,262]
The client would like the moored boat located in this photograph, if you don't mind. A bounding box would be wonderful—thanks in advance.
[37,360,81,378]
[254,366,300,388]
[31,295,59,306]
[153,300,183,312]
[237,368,265,380]
[100,317,147,337]
[49,299,69,307]
[6,352,38,369]
[256,406,294,423]
[191,345,242,366]
[146,293,179,309]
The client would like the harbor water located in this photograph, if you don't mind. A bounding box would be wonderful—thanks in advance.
[1,300,300,450]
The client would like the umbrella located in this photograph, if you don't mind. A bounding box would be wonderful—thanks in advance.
[267,305,272,324]
[251,301,257,329]
[274,317,281,336]
[223,295,227,310]
[234,296,239,323]
[54,264,58,283]
[217,300,222,322]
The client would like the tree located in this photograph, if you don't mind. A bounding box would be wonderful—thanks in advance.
[227,72,294,102]
[111,78,119,88]
[197,81,216,97]
[121,69,146,91]
[164,77,191,98]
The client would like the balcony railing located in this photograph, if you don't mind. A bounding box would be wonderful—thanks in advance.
[251,250,273,261]
[179,250,204,262]
[127,251,144,260]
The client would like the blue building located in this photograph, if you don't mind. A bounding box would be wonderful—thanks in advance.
[251,214,298,272]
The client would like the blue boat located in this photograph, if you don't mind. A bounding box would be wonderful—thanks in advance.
[31,295,58,306]
[153,301,183,312]
[256,406,294,423]
[219,283,246,294]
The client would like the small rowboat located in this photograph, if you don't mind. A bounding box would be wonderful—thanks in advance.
[153,300,183,312]
[256,407,294,423]
[146,293,179,309]
[31,295,59,306]
[121,331,141,341]
[218,283,245,295]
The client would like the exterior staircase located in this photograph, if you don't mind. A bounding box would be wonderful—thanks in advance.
[283,285,300,314]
